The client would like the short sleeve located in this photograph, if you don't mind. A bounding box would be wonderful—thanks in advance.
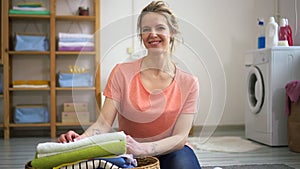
[103,64,122,102]
[181,76,199,114]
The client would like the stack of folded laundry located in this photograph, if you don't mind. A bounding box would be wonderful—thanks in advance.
[12,80,50,88]
[9,2,50,15]
[58,32,95,51]
[28,131,137,169]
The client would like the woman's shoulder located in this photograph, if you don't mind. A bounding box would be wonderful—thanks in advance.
[175,66,198,83]
[114,58,142,70]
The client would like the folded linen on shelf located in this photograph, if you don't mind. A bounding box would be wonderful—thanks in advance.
[58,42,94,47]
[12,6,48,11]
[12,80,50,88]
[58,46,94,51]
[17,2,44,7]
[9,10,50,15]
[58,33,94,39]
[31,132,126,169]
[59,37,94,43]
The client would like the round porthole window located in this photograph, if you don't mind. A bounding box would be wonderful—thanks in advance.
[247,66,264,114]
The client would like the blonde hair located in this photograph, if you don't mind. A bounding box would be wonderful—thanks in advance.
[137,1,181,53]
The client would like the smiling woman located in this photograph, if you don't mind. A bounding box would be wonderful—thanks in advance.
[57,1,201,169]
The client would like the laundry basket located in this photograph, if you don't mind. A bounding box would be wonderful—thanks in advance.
[134,156,160,169]
[25,157,160,169]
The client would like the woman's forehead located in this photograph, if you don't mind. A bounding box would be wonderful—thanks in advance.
[141,12,168,26]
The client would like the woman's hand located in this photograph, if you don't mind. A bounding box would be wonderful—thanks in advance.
[57,130,81,143]
[126,135,151,157]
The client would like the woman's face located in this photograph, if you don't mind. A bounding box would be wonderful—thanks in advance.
[141,12,172,54]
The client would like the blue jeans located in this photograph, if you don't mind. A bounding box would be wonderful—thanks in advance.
[157,145,201,169]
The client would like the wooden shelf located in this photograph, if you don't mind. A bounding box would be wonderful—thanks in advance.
[56,15,95,21]
[56,51,95,55]
[9,123,51,127]
[56,87,96,91]
[56,122,93,126]
[9,88,50,91]
[8,51,50,55]
[1,0,100,139]
[9,14,50,19]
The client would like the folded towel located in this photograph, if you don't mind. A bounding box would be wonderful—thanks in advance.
[32,132,126,169]
[58,46,94,51]
[58,33,94,39]
[13,6,48,11]
[58,42,94,47]
[37,131,126,155]
[17,2,43,7]
[285,80,300,115]
[12,80,50,86]
[9,9,50,15]
[32,143,126,169]
[59,37,94,43]
[13,84,49,88]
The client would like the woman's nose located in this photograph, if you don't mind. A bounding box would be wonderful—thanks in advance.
[149,30,158,37]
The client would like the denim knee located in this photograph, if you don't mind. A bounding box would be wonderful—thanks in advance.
[158,145,201,169]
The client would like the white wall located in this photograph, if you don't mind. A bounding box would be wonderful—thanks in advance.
[100,0,289,126]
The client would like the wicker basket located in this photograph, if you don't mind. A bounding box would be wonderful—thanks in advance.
[134,156,160,169]
[25,156,160,169]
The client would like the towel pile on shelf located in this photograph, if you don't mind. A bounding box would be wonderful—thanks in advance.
[58,33,95,51]
[12,80,50,88]
[29,131,137,169]
[9,2,50,15]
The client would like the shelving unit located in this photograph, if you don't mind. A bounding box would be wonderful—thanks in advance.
[1,0,100,139]
[0,1,3,135]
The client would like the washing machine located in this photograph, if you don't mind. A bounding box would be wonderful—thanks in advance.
[245,46,300,146]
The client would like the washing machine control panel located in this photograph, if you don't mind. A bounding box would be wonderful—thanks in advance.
[245,50,269,66]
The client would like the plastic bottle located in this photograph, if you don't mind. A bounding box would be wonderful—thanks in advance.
[265,17,279,48]
[285,18,293,46]
[257,19,265,49]
[278,18,289,46]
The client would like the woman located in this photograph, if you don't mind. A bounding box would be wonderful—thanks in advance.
[58,1,201,168]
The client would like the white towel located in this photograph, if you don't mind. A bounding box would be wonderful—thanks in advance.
[37,131,126,156]
[13,6,48,11]
[58,33,94,39]
[58,42,94,47]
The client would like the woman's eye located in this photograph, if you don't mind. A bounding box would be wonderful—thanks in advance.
[157,27,165,30]
[142,28,150,32]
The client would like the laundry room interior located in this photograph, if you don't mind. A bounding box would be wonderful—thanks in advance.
[1,0,300,168]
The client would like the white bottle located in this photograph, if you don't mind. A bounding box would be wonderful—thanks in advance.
[265,17,279,48]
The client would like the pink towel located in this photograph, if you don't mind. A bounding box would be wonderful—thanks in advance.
[285,80,300,115]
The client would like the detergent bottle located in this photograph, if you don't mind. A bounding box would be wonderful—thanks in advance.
[278,18,289,46]
[285,18,293,46]
[257,18,265,49]
[265,17,278,48]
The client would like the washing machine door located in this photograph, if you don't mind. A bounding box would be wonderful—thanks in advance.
[246,66,264,114]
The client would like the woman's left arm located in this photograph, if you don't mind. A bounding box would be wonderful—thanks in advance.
[126,113,195,157]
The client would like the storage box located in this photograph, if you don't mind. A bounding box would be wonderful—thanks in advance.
[14,105,49,124]
[14,33,49,51]
[62,112,90,123]
[288,100,300,153]
[58,72,94,87]
[64,102,88,112]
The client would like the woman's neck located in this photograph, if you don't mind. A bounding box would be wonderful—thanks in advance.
[141,53,175,78]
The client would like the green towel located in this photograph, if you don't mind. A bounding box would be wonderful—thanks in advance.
[9,9,50,15]
[31,140,126,169]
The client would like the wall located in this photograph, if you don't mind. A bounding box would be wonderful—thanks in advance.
[278,0,300,45]
[100,0,280,126]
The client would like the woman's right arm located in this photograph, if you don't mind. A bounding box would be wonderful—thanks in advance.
[57,97,118,143]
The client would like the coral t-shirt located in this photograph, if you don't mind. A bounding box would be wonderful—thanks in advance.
[103,58,199,141]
